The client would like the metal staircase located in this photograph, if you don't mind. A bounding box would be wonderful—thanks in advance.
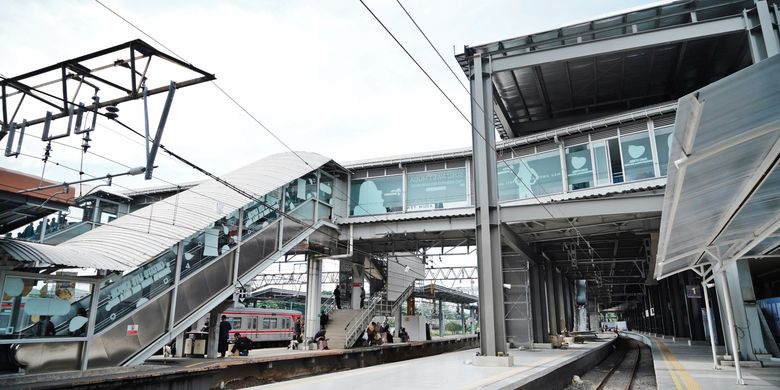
[15,193,338,372]
[337,283,416,348]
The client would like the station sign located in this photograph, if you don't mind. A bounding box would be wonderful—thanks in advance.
[685,285,702,298]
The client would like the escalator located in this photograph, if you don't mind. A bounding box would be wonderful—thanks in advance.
[5,152,343,373]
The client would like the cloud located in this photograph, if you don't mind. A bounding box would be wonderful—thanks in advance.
[1,0,651,190]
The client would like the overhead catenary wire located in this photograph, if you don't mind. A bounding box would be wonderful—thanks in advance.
[91,0,430,266]
[359,0,610,279]
[4,81,391,270]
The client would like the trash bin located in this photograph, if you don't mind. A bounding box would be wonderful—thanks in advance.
[185,331,209,357]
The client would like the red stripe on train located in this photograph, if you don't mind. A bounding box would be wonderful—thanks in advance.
[229,329,292,334]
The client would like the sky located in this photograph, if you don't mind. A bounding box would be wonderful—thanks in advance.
[1,0,656,291]
[1,0,655,191]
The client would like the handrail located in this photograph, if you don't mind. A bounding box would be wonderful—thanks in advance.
[95,198,319,335]
[386,283,415,317]
[343,290,386,347]
[321,293,337,314]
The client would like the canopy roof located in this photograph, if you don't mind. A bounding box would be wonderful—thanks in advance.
[0,152,336,271]
[654,55,780,279]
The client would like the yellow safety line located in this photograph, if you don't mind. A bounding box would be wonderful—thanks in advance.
[654,337,702,390]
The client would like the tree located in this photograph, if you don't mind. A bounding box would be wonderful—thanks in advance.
[445,321,462,334]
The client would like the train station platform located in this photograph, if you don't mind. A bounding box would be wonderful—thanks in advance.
[248,334,616,390]
[625,332,780,390]
[2,336,477,389]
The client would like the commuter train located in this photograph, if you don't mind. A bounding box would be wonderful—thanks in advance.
[220,307,303,347]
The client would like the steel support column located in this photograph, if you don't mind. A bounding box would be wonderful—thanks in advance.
[206,310,219,359]
[305,254,323,339]
[721,260,768,360]
[470,55,507,356]
[545,262,559,334]
[757,0,780,59]
[554,269,565,332]
[702,277,721,370]
[352,262,365,310]
[438,299,444,337]
[716,270,744,385]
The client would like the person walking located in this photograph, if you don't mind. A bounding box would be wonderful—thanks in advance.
[334,285,341,309]
[218,315,231,358]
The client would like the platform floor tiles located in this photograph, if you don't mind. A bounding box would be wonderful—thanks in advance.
[248,338,612,390]
[627,332,780,390]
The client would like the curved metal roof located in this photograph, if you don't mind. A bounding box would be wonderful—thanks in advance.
[0,152,334,271]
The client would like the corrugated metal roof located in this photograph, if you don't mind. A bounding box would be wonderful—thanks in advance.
[342,103,676,169]
[655,55,780,279]
[0,238,128,270]
[0,152,333,271]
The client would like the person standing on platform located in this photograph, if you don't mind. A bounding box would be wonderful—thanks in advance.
[218,315,231,358]
[294,318,303,342]
[334,285,341,309]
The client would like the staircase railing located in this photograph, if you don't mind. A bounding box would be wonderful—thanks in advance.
[388,282,415,316]
[343,290,386,348]
[321,293,337,315]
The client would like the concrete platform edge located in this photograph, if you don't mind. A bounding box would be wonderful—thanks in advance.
[487,338,616,390]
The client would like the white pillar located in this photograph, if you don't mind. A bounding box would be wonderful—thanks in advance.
[305,255,323,339]
[702,280,720,370]
[175,332,185,358]
[351,263,364,310]
[717,270,744,385]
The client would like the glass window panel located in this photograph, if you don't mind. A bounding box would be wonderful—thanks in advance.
[406,168,467,211]
[284,172,317,211]
[243,188,281,238]
[229,317,242,329]
[593,141,611,186]
[654,125,674,176]
[608,139,624,183]
[95,249,177,332]
[1,276,93,339]
[182,209,240,278]
[349,176,403,216]
[497,150,563,201]
[566,144,593,190]
[620,131,655,181]
[318,173,334,205]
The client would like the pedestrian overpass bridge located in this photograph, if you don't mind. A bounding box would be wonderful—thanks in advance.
[0,102,669,373]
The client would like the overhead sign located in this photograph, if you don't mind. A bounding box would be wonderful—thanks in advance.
[685,285,702,298]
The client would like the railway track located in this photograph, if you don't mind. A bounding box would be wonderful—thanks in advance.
[567,337,656,390]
